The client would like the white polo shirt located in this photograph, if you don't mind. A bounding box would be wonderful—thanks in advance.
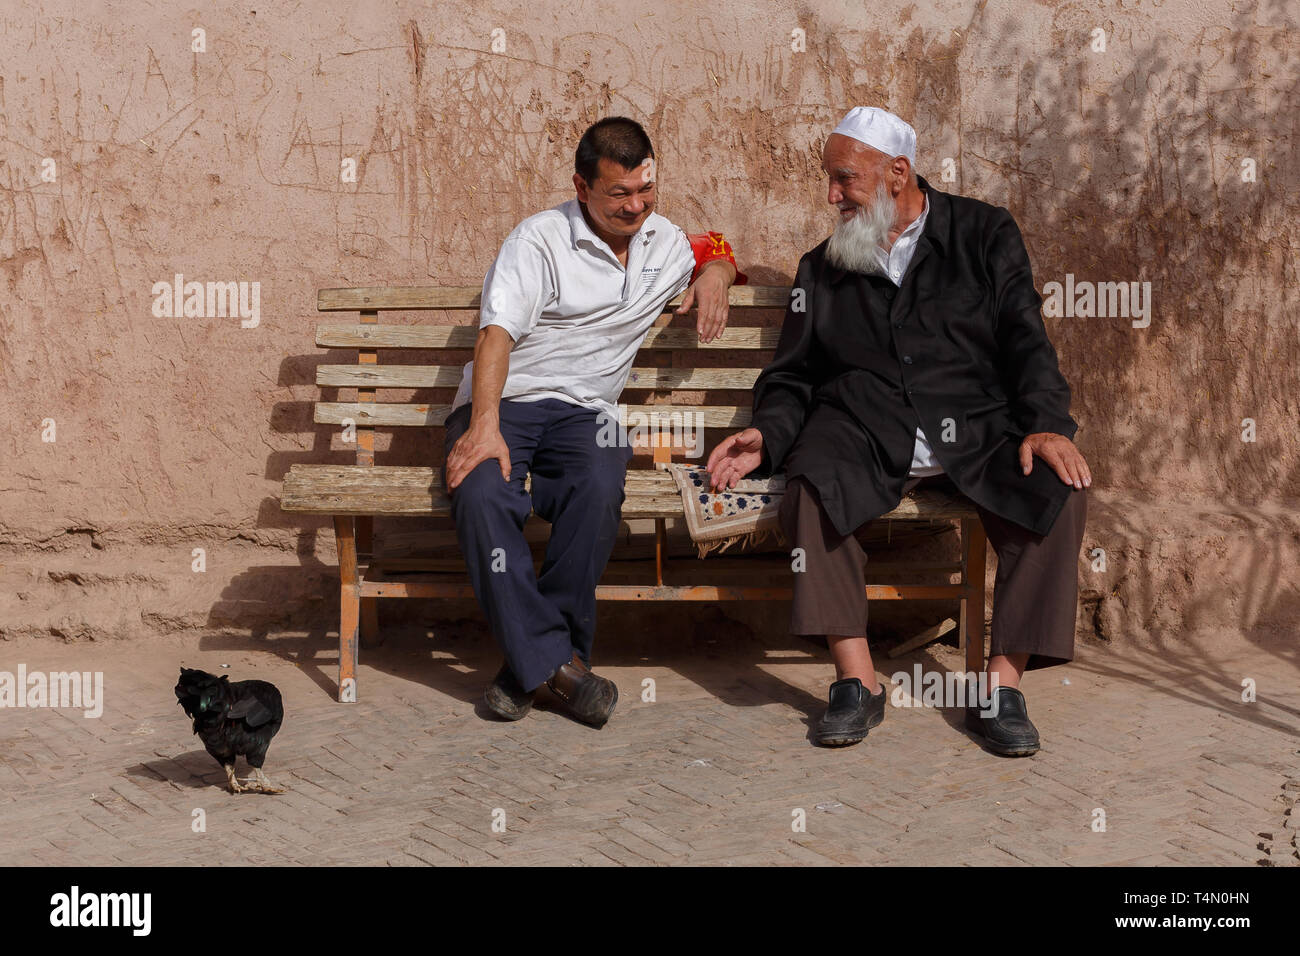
[874,194,944,477]
[451,198,697,422]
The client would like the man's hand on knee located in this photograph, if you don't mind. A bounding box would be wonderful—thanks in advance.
[1018,432,1091,490]
[446,423,512,491]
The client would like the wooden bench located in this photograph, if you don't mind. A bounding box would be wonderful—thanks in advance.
[279,286,988,701]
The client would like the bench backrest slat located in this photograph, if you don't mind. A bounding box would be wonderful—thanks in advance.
[317,285,790,312]
[316,364,761,390]
[315,402,755,429]
[315,324,782,350]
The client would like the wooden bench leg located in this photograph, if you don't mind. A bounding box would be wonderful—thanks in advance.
[960,517,988,674]
[355,516,382,648]
[335,515,360,702]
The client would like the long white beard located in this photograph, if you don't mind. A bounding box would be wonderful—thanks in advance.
[825,183,897,275]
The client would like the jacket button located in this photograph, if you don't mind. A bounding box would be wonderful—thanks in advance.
[902,355,913,365]
[893,322,902,329]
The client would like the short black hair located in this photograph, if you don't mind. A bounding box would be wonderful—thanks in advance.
[575,117,655,188]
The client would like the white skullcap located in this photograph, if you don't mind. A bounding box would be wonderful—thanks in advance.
[830,107,916,167]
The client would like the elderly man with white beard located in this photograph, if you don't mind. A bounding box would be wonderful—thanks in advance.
[706,107,1090,753]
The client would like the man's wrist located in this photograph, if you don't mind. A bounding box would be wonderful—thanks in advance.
[698,259,737,285]
[468,406,501,430]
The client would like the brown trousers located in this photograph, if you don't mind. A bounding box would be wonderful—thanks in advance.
[778,474,1088,670]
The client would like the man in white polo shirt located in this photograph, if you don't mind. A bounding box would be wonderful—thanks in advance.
[443,116,745,728]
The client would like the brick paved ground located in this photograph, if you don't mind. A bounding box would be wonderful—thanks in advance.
[1,619,1296,866]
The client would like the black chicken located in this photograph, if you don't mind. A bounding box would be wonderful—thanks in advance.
[175,667,286,794]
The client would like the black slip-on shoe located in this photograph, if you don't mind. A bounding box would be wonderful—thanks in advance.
[546,652,618,728]
[815,677,886,747]
[965,686,1040,756]
[483,664,535,721]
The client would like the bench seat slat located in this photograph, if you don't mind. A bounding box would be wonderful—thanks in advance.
[280,465,979,519]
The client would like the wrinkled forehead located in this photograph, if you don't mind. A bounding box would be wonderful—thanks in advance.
[821,133,886,174]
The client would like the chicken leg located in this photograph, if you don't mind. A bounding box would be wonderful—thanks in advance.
[246,766,286,794]
[224,764,248,794]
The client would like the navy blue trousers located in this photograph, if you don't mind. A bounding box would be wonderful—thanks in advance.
[444,399,633,691]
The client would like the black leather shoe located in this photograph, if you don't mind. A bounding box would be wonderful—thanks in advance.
[815,678,886,746]
[483,664,535,721]
[965,686,1040,756]
[546,652,618,728]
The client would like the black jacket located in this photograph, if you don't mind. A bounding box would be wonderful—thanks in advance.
[750,176,1079,538]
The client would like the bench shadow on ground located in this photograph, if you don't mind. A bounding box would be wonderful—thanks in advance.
[196,591,840,713]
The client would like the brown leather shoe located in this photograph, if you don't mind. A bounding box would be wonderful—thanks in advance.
[545,652,618,727]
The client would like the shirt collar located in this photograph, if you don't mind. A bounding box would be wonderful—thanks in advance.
[898,193,929,243]
[871,192,928,272]
[567,198,656,255]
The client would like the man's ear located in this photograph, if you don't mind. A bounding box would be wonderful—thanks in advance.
[889,156,910,193]
[573,172,589,203]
